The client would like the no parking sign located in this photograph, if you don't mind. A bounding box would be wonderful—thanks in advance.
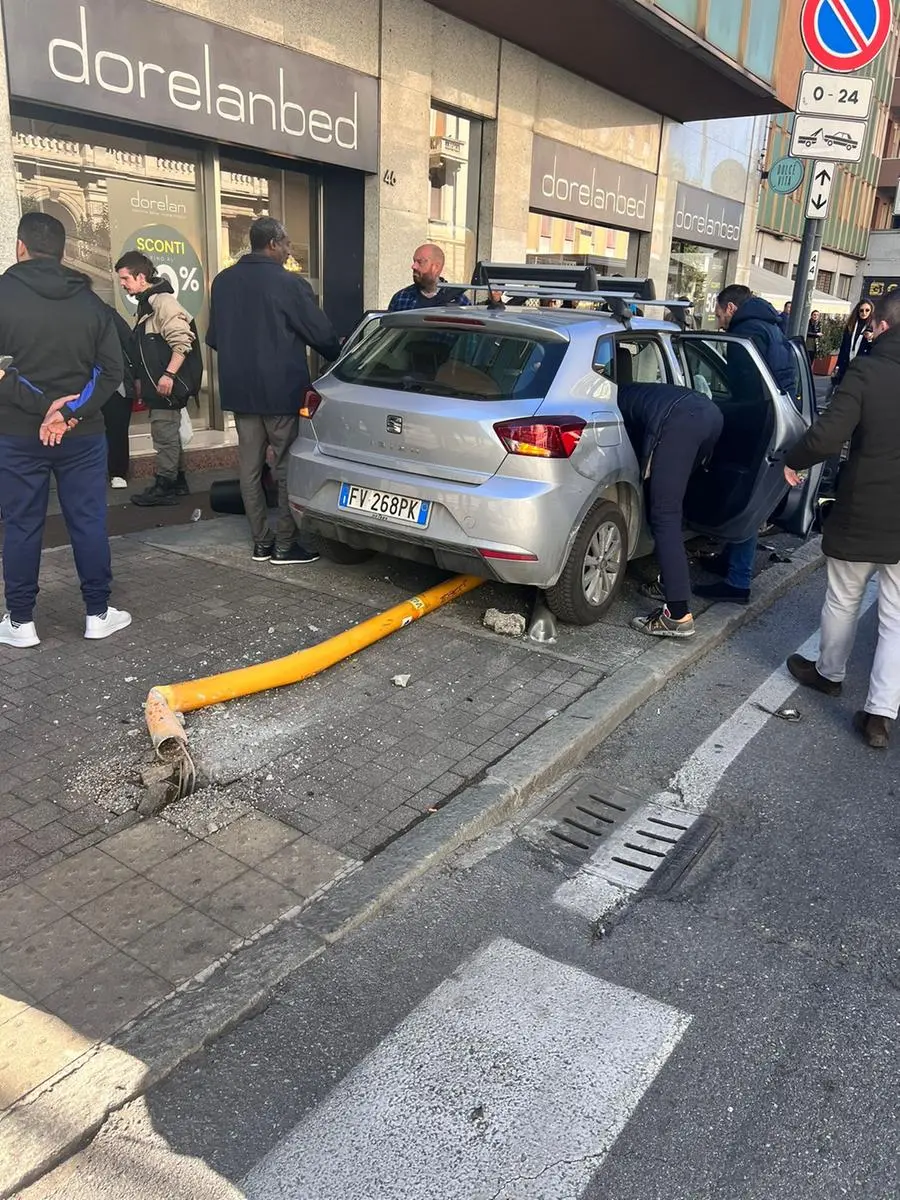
[801,0,892,73]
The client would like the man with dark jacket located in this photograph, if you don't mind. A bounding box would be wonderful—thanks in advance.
[620,372,723,639]
[0,212,129,649]
[783,289,900,750]
[207,216,341,563]
[696,285,798,605]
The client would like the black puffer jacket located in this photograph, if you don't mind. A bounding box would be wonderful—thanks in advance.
[786,323,900,563]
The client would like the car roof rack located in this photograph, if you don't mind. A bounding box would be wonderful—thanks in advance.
[451,262,692,327]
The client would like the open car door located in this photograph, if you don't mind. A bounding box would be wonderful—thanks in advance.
[768,338,824,536]
[675,332,811,542]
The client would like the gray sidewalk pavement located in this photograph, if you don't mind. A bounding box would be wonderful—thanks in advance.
[0,513,812,1193]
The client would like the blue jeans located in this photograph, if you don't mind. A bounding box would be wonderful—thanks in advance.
[727,535,758,590]
[0,434,111,623]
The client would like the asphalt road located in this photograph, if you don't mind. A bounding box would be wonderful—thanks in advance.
[27,567,900,1199]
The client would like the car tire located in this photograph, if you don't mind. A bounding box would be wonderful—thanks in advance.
[545,501,628,625]
[303,532,375,565]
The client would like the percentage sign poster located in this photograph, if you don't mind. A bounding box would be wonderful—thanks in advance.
[106,178,206,323]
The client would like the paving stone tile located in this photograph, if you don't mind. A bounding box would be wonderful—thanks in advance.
[256,837,356,897]
[125,908,238,986]
[0,818,27,847]
[196,870,302,937]
[74,876,186,950]
[100,819,196,870]
[28,847,136,910]
[1,914,118,1001]
[18,821,79,857]
[0,884,69,951]
[206,813,301,867]
[41,951,171,1042]
[0,1004,96,1101]
[146,843,246,904]
[0,841,38,879]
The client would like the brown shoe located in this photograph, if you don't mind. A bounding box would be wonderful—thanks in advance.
[786,654,842,697]
[852,711,891,750]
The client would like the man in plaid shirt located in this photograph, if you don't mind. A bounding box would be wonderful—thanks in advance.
[388,244,471,311]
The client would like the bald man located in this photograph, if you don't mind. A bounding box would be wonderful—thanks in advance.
[387,243,470,311]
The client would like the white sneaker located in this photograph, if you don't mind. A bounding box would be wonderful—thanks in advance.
[0,614,40,648]
[85,607,132,640]
[110,476,128,489]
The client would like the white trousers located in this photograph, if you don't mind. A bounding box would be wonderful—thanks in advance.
[817,556,900,720]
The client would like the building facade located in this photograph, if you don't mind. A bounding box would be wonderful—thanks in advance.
[0,0,805,450]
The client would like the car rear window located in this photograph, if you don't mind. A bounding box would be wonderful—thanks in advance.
[332,324,566,401]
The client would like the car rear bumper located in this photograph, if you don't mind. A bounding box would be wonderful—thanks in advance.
[286,439,588,587]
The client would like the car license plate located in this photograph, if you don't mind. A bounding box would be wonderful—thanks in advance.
[338,483,431,527]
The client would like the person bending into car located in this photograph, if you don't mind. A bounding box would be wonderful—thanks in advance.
[620,369,723,640]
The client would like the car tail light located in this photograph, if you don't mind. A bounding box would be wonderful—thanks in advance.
[494,417,585,458]
[299,388,322,418]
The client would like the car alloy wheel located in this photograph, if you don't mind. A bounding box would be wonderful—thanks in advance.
[582,520,624,607]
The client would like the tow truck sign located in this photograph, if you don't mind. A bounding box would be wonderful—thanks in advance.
[800,0,892,74]
[790,113,867,161]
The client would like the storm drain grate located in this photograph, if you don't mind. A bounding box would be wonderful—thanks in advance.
[531,777,646,865]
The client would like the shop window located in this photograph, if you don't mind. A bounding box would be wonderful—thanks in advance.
[428,105,482,284]
[218,157,318,293]
[12,116,210,437]
[838,275,853,300]
[667,240,729,330]
[763,258,788,276]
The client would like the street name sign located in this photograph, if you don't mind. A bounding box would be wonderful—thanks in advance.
[796,69,874,118]
[800,0,892,73]
[790,113,866,161]
[806,162,835,217]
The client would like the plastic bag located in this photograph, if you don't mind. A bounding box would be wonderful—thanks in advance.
[179,406,194,447]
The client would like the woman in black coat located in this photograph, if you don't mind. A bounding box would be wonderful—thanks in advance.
[834,299,873,383]
[805,310,822,364]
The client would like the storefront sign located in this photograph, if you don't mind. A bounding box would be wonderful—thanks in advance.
[1,0,379,172]
[862,276,900,301]
[107,179,206,322]
[529,135,656,234]
[672,183,744,251]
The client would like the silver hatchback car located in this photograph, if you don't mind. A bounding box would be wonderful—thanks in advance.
[288,270,820,624]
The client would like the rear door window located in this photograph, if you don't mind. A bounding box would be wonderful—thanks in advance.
[332,324,566,401]
[614,338,670,384]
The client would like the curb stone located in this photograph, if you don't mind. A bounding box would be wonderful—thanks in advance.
[1,539,824,1197]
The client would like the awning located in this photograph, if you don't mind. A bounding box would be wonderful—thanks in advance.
[748,264,850,317]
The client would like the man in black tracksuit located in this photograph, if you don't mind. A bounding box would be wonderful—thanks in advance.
[0,212,128,649]
[207,216,341,564]
[620,373,723,639]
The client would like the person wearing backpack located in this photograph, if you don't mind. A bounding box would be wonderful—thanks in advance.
[114,251,202,507]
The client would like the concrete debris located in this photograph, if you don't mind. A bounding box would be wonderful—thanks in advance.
[483,608,526,637]
[392,674,411,688]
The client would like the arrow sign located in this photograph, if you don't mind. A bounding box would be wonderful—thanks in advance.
[807,160,835,219]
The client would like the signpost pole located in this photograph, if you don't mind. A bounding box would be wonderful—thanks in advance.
[788,200,823,340]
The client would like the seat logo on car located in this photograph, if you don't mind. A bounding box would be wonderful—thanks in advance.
[386,415,403,434]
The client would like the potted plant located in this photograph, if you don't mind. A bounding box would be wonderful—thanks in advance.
[812,315,844,376]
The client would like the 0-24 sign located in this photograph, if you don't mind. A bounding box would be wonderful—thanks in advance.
[796,70,874,120]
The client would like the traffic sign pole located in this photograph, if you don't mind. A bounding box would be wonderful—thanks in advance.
[788,178,825,340]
